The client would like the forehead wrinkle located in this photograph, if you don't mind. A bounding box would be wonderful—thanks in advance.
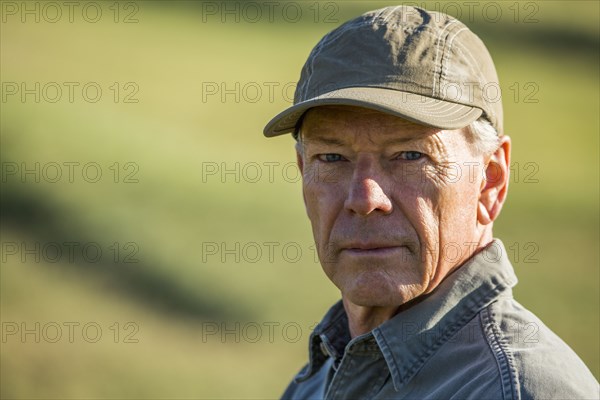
[304,105,431,131]
[427,131,451,161]
[303,136,346,147]
[303,109,442,149]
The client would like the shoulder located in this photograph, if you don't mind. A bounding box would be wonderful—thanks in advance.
[420,296,599,399]
[479,296,599,399]
[280,360,332,400]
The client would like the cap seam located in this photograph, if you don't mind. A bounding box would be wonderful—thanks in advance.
[438,23,467,97]
[432,20,458,97]
[453,42,498,126]
[441,27,468,90]
[380,5,403,24]
[300,18,376,101]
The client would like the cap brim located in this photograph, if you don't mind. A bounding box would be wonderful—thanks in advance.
[263,87,482,137]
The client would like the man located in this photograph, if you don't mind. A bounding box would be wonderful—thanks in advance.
[263,5,599,400]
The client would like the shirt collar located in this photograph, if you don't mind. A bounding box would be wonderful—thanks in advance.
[297,239,518,389]
[296,299,349,381]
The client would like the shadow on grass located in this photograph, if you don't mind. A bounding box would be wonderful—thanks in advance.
[0,179,255,323]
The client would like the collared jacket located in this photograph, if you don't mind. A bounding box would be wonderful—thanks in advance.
[282,240,599,399]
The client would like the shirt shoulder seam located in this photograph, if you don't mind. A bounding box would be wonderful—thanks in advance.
[479,304,521,400]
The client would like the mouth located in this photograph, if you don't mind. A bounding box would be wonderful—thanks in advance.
[341,245,407,256]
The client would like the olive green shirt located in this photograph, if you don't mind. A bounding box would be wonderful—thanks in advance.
[282,240,599,399]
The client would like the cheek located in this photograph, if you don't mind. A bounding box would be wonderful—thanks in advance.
[391,170,441,235]
[442,170,482,226]
[392,167,464,265]
[401,161,481,226]
[422,169,482,265]
[412,196,441,273]
[387,176,441,278]
[302,176,346,243]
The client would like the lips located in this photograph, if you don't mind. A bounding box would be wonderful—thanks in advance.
[340,243,408,256]
[343,243,399,250]
[340,239,403,249]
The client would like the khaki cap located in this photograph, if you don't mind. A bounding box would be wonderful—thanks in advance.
[263,5,503,137]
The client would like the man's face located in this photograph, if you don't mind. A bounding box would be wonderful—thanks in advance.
[298,106,490,307]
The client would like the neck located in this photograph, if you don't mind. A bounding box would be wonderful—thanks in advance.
[343,299,399,338]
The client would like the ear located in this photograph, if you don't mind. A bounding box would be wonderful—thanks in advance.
[477,135,511,225]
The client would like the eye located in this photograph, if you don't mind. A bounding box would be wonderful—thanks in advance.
[397,151,423,161]
[317,153,346,163]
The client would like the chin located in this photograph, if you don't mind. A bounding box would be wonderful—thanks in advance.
[341,272,426,308]
[344,283,415,308]
[346,294,399,308]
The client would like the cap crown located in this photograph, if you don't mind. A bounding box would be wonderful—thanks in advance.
[295,6,503,134]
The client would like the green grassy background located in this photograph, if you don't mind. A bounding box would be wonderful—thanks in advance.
[1,1,598,398]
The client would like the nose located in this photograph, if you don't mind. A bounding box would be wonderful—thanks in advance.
[344,163,393,216]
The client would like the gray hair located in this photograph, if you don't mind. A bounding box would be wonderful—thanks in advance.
[464,117,501,157]
[294,115,500,157]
